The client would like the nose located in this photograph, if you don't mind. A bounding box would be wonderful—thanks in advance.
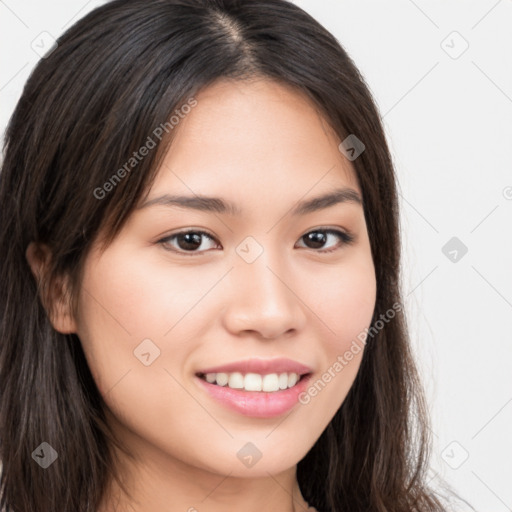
[221,248,307,340]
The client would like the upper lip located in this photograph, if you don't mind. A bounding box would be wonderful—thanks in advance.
[196,357,312,376]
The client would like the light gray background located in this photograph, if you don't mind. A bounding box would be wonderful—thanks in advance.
[1,1,511,510]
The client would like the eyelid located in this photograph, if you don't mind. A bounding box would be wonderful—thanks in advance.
[157,226,354,256]
[158,229,218,256]
[296,227,355,253]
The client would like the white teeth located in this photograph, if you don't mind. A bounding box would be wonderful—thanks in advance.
[201,371,302,392]
[216,372,229,386]
[262,373,279,392]
[288,373,298,387]
[244,373,262,391]
[228,372,244,389]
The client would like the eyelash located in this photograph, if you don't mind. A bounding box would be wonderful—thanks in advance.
[157,228,355,256]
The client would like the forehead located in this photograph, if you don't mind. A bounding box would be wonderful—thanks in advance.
[147,77,360,206]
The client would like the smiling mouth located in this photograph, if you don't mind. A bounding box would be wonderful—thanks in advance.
[196,371,310,393]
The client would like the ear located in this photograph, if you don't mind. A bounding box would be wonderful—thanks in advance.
[25,242,78,334]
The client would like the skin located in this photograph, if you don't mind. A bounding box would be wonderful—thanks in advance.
[27,78,377,512]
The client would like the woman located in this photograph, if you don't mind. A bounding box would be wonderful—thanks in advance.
[0,1,465,510]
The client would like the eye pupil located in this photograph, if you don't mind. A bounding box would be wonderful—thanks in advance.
[305,232,326,248]
[161,228,349,255]
[178,232,202,250]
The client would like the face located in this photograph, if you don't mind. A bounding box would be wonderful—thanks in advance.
[67,79,376,479]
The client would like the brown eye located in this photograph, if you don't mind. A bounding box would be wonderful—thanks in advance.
[297,229,354,253]
[157,228,354,257]
[158,230,219,255]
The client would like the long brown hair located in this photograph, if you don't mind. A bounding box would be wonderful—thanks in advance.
[1,1,451,510]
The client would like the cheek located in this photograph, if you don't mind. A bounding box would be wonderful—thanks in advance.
[75,246,223,408]
[311,251,377,350]
[295,252,376,418]
[76,246,217,353]
[75,252,214,463]
[79,253,199,337]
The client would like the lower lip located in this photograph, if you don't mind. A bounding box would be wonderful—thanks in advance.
[195,374,312,418]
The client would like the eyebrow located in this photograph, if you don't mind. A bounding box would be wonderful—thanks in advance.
[137,187,363,216]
